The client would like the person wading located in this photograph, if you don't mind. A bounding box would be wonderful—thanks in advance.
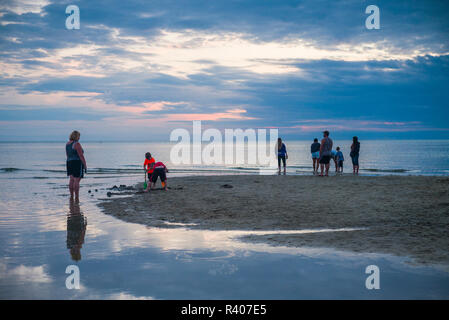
[66,130,87,200]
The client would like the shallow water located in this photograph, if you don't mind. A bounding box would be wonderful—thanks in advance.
[1,141,449,299]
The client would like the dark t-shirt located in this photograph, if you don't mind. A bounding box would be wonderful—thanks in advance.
[311,142,320,153]
[278,143,287,156]
[350,142,360,156]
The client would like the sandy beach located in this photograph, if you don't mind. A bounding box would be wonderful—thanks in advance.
[98,175,449,268]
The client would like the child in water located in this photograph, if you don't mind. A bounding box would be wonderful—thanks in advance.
[335,147,344,173]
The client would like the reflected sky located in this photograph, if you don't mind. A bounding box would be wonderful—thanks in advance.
[1,144,449,299]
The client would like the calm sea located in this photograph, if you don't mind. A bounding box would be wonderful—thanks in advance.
[0,140,448,299]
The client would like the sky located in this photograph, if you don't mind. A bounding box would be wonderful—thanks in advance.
[0,0,448,141]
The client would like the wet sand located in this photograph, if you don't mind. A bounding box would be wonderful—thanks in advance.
[98,175,449,268]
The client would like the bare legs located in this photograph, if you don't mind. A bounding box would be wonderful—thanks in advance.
[319,163,330,176]
[69,176,74,198]
[313,158,318,174]
[148,181,168,191]
[278,165,286,175]
[278,156,286,175]
[351,157,359,175]
[69,175,81,200]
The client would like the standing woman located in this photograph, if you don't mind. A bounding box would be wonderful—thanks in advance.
[66,131,87,200]
[277,138,288,175]
[350,136,360,175]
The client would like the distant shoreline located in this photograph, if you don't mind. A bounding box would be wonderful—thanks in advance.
[98,175,449,270]
[1,166,448,177]
[2,138,449,143]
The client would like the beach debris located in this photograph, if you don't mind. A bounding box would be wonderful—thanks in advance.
[107,192,112,197]
[108,185,135,191]
[221,184,233,188]
[88,190,91,193]
[95,189,98,192]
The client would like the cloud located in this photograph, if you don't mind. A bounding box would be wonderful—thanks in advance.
[0,261,53,284]
[0,0,50,15]
[162,108,257,122]
[107,292,155,300]
[122,101,189,114]
[0,1,448,140]
[280,119,447,133]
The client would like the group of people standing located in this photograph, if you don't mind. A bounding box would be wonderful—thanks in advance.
[67,130,361,200]
[277,131,361,176]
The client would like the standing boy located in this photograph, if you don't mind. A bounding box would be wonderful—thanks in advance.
[335,147,344,173]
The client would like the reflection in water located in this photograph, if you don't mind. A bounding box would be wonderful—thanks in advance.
[67,199,87,261]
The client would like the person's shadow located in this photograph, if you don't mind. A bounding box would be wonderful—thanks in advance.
[67,199,87,261]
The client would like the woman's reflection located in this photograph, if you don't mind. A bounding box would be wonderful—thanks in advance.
[67,199,87,261]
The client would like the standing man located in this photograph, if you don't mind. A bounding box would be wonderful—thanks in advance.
[319,130,333,177]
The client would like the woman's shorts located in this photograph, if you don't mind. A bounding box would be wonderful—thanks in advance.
[312,151,320,159]
[151,168,166,183]
[319,155,331,164]
[67,160,84,178]
[278,155,286,167]
[351,154,359,166]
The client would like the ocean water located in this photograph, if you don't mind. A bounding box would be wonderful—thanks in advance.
[0,140,449,299]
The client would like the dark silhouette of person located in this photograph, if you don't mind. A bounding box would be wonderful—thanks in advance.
[67,199,87,261]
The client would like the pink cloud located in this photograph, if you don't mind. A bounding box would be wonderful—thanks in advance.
[159,108,257,122]
[261,119,448,133]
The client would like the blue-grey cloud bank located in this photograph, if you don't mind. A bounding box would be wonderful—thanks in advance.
[0,0,448,141]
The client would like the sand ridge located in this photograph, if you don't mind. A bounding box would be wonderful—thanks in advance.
[98,175,449,268]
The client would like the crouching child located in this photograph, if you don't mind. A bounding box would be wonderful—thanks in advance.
[150,161,169,191]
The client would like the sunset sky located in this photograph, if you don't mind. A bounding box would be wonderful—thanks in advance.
[0,0,448,141]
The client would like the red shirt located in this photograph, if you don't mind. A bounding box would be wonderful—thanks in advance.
[144,158,155,173]
[153,162,167,170]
